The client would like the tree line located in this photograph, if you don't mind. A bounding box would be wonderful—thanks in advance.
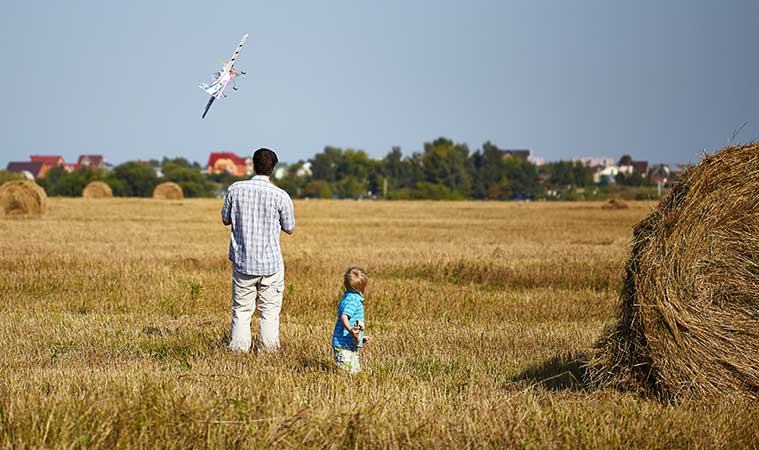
[18,137,658,200]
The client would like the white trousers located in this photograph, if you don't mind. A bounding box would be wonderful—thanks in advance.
[229,267,284,352]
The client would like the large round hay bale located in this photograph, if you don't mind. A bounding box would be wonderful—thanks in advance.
[588,144,759,399]
[82,181,113,199]
[0,180,48,216]
[153,182,184,200]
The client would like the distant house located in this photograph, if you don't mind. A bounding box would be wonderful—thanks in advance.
[29,155,66,178]
[6,155,65,179]
[207,152,253,177]
[296,162,312,177]
[502,149,531,161]
[631,160,649,175]
[593,165,621,184]
[79,154,106,168]
[576,156,615,168]
[273,164,288,179]
[618,160,649,177]
[6,161,45,179]
[67,154,108,172]
[528,155,545,166]
[649,164,671,185]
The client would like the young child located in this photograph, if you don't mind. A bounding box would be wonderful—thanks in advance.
[331,267,370,373]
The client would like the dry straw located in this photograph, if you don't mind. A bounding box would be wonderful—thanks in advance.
[601,198,629,210]
[82,181,113,199]
[0,180,48,216]
[587,143,759,400]
[153,182,184,200]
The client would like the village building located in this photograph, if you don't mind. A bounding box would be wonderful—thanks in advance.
[67,154,108,171]
[207,152,253,177]
[5,161,45,179]
[618,160,649,176]
[593,165,621,184]
[576,156,615,168]
[6,155,66,179]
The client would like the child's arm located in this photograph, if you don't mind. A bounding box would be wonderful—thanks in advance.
[340,314,361,342]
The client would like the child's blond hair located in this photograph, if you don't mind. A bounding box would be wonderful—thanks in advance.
[343,266,368,294]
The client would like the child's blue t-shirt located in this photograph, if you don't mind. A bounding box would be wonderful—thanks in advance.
[331,290,365,350]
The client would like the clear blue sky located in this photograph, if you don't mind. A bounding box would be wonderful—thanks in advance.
[1,0,757,167]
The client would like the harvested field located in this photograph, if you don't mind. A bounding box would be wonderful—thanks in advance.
[0,198,757,448]
[82,181,113,199]
[0,180,48,216]
[153,182,184,200]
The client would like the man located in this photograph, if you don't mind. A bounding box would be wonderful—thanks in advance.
[221,148,295,352]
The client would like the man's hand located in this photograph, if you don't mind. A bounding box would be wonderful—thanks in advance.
[282,227,294,235]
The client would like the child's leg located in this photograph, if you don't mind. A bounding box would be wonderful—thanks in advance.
[333,347,361,374]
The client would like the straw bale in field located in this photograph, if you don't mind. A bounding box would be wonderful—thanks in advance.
[0,180,48,216]
[82,181,113,199]
[587,144,759,399]
[601,198,629,210]
[153,182,184,200]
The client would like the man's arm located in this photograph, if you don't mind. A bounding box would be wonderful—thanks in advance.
[221,190,233,226]
[279,195,295,234]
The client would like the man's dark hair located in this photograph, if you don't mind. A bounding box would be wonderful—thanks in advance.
[252,148,278,176]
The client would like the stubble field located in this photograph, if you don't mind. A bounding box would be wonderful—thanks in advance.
[0,198,757,449]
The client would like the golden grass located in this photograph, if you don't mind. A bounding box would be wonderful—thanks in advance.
[0,199,757,448]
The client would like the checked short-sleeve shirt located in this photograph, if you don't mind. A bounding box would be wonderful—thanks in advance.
[221,175,295,276]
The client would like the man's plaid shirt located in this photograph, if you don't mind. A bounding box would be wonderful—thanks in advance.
[221,176,295,276]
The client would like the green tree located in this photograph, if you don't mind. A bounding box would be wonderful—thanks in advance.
[162,164,214,197]
[501,157,539,198]
[486,178,512,200]
[411,182,463,200]
[471,141,506,199]
[541,161,593,188]
[39,166,110,197]
[336,176,367,199]
[421,138,472,197]
[304,180,333,198]
[0,170,27,186]
[112,162,158,197]
[310,146,343,182]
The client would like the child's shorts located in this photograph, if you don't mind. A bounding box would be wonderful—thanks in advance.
[333,347,361,374]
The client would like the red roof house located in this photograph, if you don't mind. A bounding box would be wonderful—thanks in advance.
[27,155,66,178]
[207,152,252,177]
[77,154,105,168]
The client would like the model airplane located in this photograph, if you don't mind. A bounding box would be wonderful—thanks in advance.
[199,34,249,118]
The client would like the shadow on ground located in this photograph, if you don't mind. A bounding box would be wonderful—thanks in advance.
[296,356,333,372]
[512,352,589,391]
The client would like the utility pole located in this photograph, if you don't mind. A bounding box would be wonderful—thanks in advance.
[383,178,388,199]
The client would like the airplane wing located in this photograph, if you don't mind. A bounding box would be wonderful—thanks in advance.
[199,78,225,98]
[225,33,249,70]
